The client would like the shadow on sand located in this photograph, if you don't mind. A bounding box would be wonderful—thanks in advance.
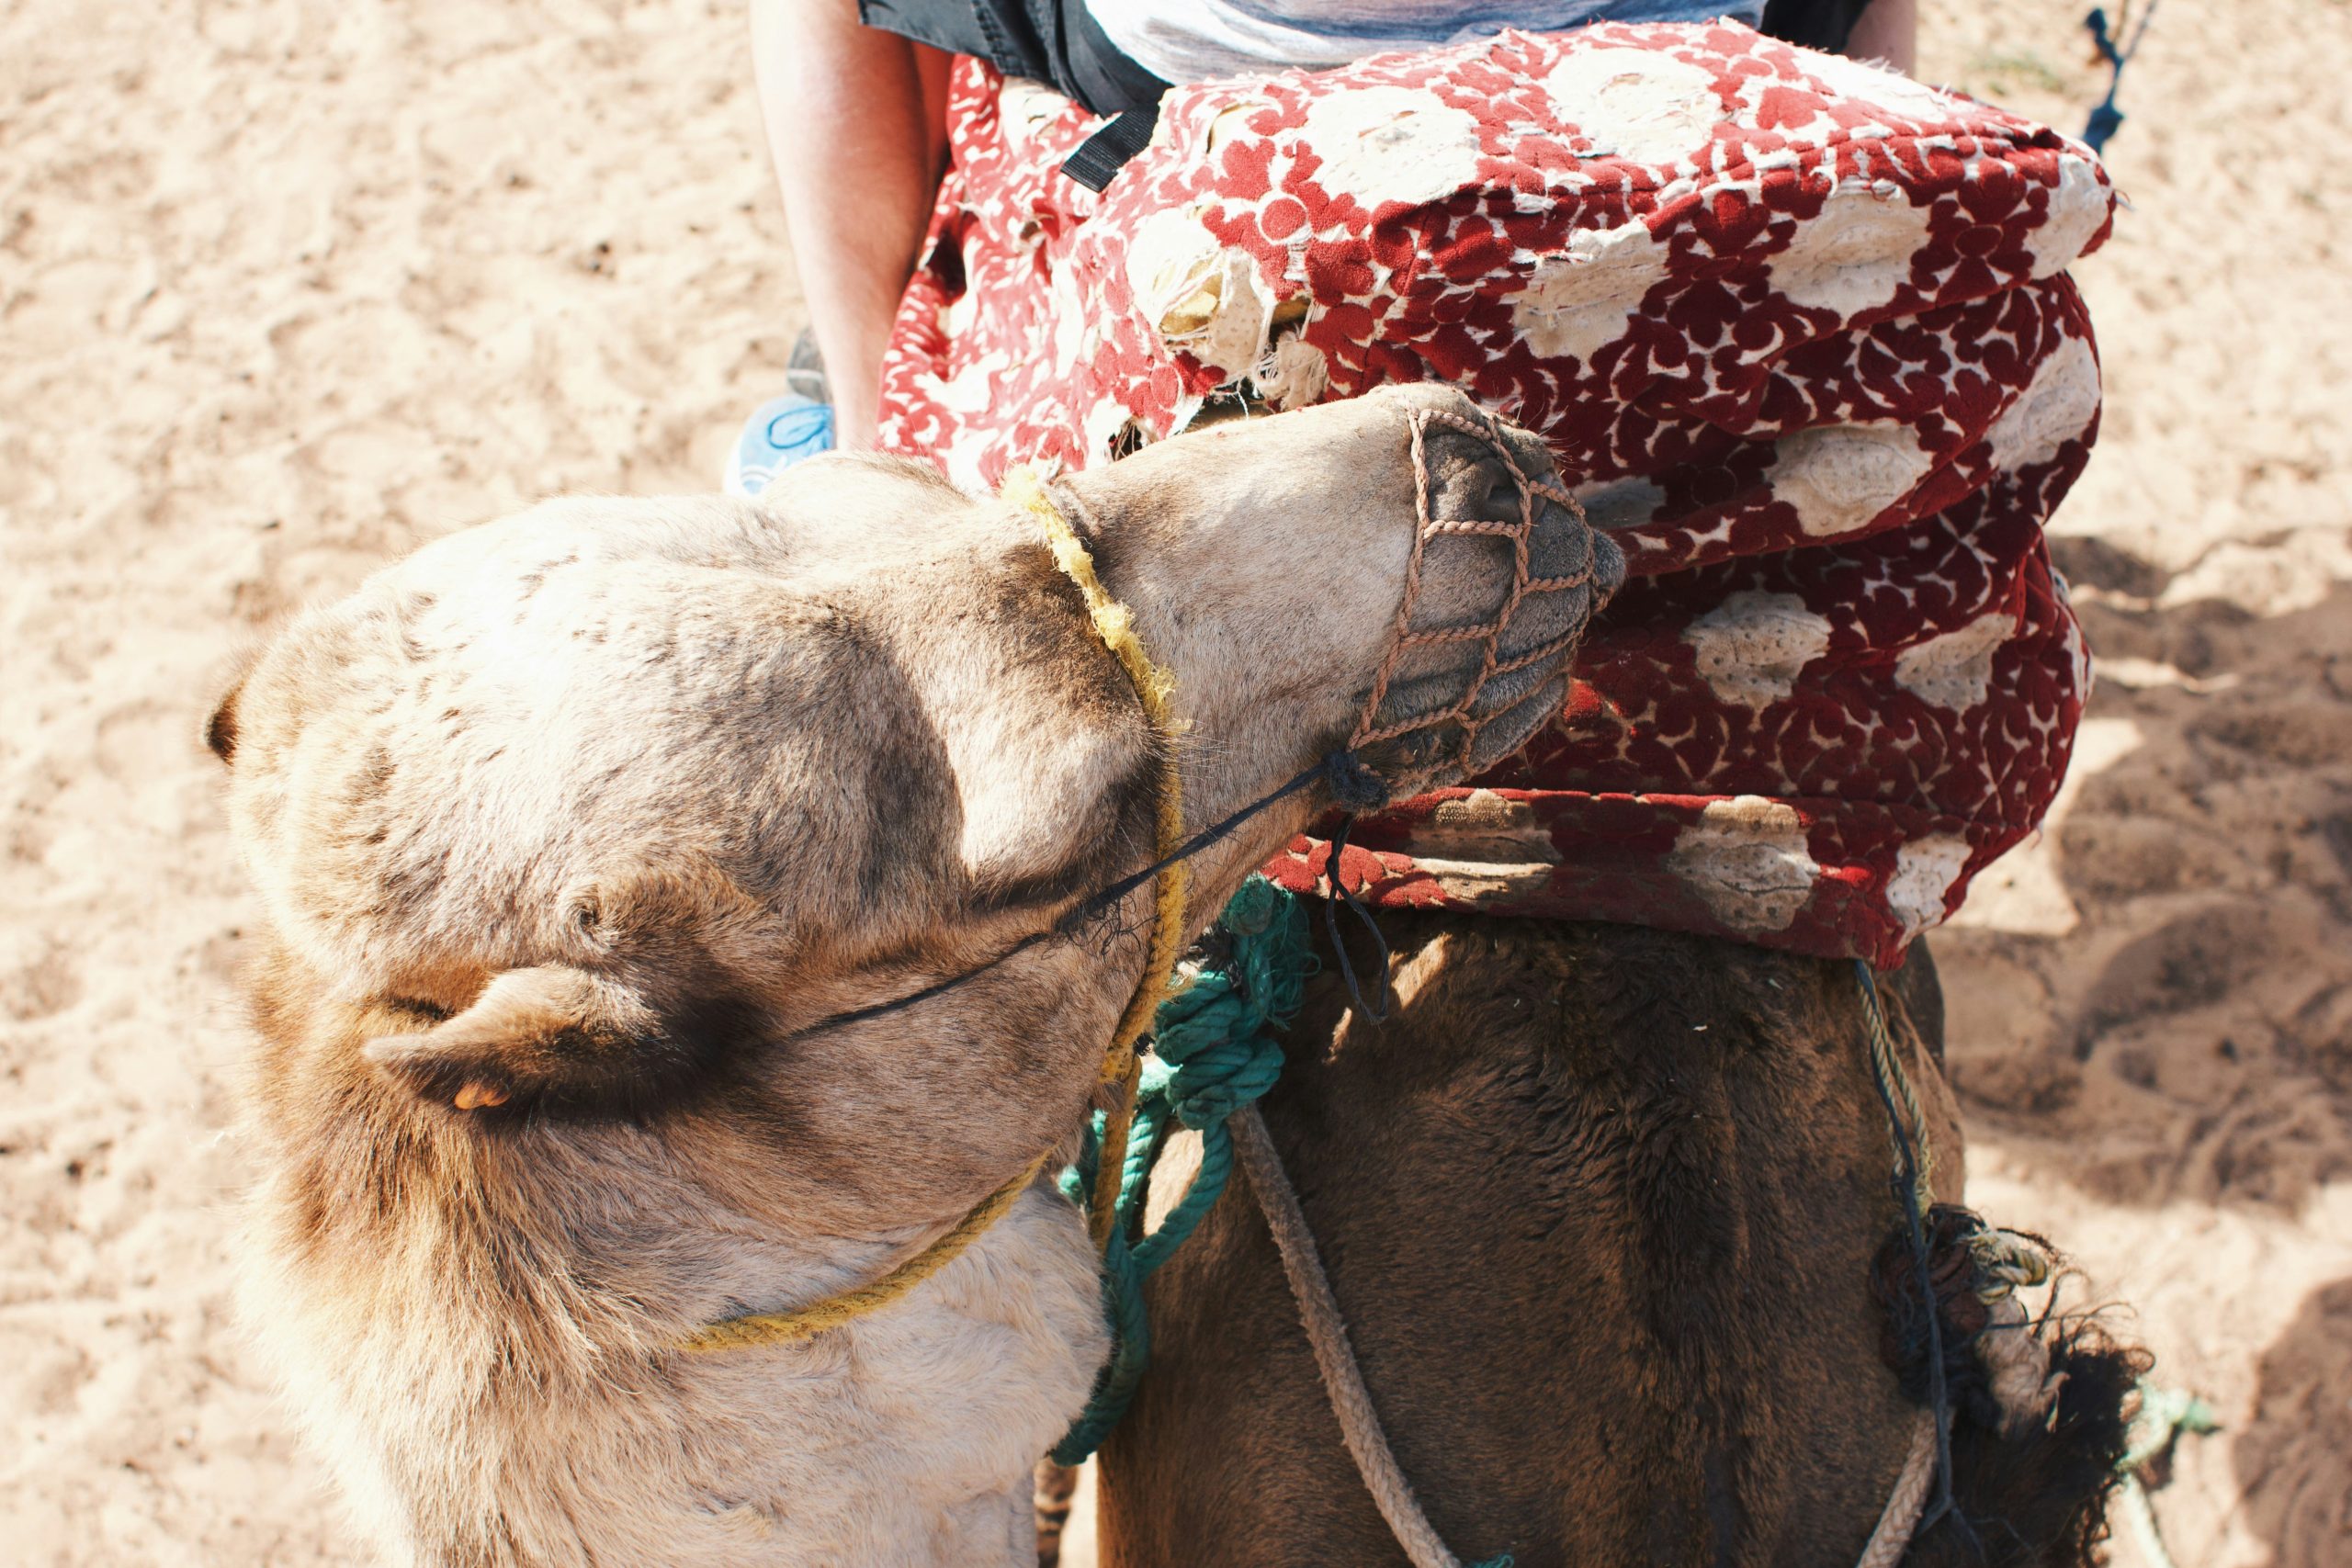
[1933,540,2352,1566]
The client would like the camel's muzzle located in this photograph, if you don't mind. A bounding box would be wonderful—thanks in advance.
[1350,406,1627,795]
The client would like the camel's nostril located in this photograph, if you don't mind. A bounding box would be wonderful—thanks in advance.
[1529,498,1589,577]
[1460,468,1506,525]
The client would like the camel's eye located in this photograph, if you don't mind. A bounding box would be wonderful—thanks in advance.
[380,996,453,1025]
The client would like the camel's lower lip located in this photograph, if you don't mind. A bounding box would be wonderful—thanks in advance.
[1359,671,1569,786]
[1373,655,1558,729]
[1459,672,1570,777]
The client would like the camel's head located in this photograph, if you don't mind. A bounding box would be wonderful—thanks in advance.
[210,383,1616,1229]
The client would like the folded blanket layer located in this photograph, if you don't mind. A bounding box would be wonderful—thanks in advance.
[876,21,2113,964]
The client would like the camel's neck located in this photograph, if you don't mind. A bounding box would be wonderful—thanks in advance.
[243,1131,1110,1567]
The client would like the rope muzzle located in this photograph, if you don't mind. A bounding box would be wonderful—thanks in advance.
[1350,405,1605,777]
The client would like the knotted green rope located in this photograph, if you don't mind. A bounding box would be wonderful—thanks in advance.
[1052,875,1307,1464]
[2117,1382,2219,1568]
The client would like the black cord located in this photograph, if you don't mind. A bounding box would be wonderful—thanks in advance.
[1319,814,1394,1023]
[803,751,1376,1036]
[1054,754,1339,937]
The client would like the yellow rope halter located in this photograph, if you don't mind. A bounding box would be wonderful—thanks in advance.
[1001,465,1189,1249]
[680,467,1190,1351]
[678,1151,1051,1351]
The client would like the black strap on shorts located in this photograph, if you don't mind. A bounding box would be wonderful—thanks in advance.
[858,0,1168,116]
[858,0,1169,188]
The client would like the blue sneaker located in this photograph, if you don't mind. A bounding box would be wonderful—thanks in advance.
[725,393,835,498]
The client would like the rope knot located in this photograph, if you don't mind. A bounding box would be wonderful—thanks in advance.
[1148,885,1310,1129]
[1221,873,1285,936]
[1322,749,1392,814]
[1053,876,1311,1464]
[1148,986,1283,1130]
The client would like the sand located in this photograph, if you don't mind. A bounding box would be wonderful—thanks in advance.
[1,0,2343,1562]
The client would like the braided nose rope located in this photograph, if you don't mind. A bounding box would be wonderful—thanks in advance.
[677,1152,1050,1352]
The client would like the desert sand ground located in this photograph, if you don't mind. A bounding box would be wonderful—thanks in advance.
[3,0,2345,1563]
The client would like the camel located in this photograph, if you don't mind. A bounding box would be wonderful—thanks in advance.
[1096,918,2146,1567]
[207,383,1619,1567]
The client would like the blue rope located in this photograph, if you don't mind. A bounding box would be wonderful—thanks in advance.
[2083,3,2158,153]
[1856,959,1960,1537]
[1051,876,1309,1464]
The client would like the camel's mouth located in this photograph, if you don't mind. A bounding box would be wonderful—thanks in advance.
[1368,664,1574,782]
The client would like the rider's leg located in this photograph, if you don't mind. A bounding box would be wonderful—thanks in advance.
[749,0,948,453]
[1843,0,1917,73]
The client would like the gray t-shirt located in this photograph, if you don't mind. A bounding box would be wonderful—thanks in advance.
[1086,0,1768,84]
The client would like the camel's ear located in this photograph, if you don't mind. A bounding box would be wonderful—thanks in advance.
[365,964,671,1111]
[205,674,245,765]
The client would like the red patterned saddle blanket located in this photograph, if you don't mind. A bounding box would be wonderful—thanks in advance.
[876,21,2114,965]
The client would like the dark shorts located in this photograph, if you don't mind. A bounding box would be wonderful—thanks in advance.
[858,0,1170,116]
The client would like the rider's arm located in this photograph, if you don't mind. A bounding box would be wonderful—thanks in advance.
[751,0,949,450]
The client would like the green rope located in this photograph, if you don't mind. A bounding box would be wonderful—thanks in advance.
[1052,876,1309,1464]
[2123,1382,2218,1472]
[2117,1381,2219,1568]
